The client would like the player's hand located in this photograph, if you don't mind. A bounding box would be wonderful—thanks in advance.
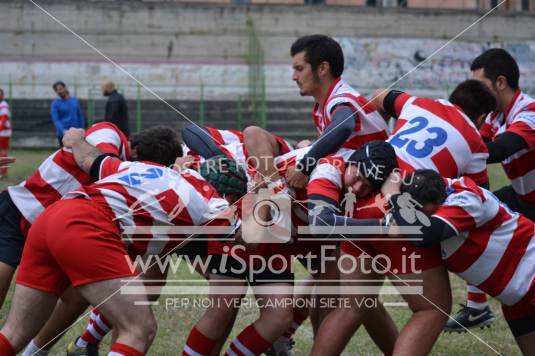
[0,157,16,168]
[172,156,195,173]
[285,166,308,189]
[62,128,85,148]
[381,171,402,200]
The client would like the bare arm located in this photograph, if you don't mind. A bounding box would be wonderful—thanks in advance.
[62,128,102,174]
[370,88,390,116]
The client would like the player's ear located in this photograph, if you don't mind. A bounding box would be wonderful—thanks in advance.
[494,75,509,92]
[318,61,330,78]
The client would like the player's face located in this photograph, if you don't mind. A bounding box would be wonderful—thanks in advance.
[55,84,67,98]
[421,202,440,216]
[292,51,319,97]
[472,68,498,96]
[343,164,374,198]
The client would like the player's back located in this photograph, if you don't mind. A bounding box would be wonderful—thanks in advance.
[7,122,129,226]
[389,96,488,185]
[70,158,230,257]
[436,177,535,306]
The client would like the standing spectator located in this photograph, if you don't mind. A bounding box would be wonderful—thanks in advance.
[101,80,130,137]
[50,81,85,147]
[0,89,12,178]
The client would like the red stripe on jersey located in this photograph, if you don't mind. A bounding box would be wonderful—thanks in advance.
[393,93,412,118]
[341,93,376,115]
[501,149,535,180]
[52,152,91,187]
[431,147,458,178]
[465,169,489,187]
[479,122,495,140]
[396,156,416,175]
[308,178,341,203]
[412,98,484,153]
[343,130,388,150]
[507,121,535,148]
[392,118,408,135]
[181,172,219,200]
[205,127,225,146]
[451,178,486,202]
[445,207,510,274]
[436,205,478,236]
[155,189,193,226]
[25,170,62,209]
[228,129,244,142]
[94,143,121,157]
[477,215,534,297]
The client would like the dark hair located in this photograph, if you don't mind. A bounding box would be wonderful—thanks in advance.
[130,126,183,167]
[470,48,519,90]
[52,81,66,91]
[290,34,344,78]
[401,169,447,206]
[449,79,497,122]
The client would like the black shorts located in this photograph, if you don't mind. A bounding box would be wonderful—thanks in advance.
[506,314,535,337]
[0,191,26,267]
[208,254,294,286]
[494,185,535,222]
[175,239,208,260]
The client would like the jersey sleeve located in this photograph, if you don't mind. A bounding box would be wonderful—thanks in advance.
[507,110,535,149]
[85,123,128,159]
[462,144,490,186]
[98,156,126,180]
[384,91,412,119]
[307,156,344,204]
[479,113,501,140]
[432,189,486,234]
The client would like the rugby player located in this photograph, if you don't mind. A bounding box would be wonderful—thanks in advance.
[386,169,535,355]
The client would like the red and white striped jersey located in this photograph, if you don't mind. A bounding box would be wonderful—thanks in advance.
[313,78,389,149]
[8,122,129,225]
[0,100,11,138]
[434,177,535,306]
[387,93,489,186]
[480,90,535,203]
[307,149,355,204]
[67,157,233,258]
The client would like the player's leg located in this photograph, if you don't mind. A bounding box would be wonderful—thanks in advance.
[184,252,248,356]
[0,285,58,354]
[0,191,26,308]
[243,126,283,186]
[225,264,294,356]
[394,265,451,356]
[0,145,9,177]
[502,300,535,355]
[76,277,157,354]
[24,287,89,355]
[311,250,397,356]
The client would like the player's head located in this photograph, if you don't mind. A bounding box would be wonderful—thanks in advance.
[401,169,447,215]
[471,48,520,97]
[101,80,116,97]
[344,140,398,198]
[291,34,344,97]
[129,125,183,167]
[52,81,68,98]
[198,155,248,204]
[449,79,497,127]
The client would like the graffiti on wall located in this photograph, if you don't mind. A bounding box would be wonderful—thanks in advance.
[338,38,535,94]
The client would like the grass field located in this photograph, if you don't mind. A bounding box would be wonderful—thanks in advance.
[0,149,520,355]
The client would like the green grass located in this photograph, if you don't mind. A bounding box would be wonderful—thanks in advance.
[0,150,519,355]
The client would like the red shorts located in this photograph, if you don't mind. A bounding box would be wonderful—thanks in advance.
[0,137,9,150]
[340,238,443,274]
[17,198,137,296]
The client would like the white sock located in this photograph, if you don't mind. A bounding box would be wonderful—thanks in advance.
[76,336,89,348]
[22,340,50,356]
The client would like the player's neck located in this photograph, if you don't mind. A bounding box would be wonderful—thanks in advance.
[315,77,337,107]
[499,88,519,115]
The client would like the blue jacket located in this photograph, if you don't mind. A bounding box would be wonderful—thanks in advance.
[50,96,85,137]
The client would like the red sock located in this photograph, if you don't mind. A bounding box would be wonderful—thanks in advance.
[467,285,488,309]
[79,309,112,346]
[109,342,144,356]
[282,309,308,339]
[225,324,271,356]
[183,327,216,356]
[0,332,15,356]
